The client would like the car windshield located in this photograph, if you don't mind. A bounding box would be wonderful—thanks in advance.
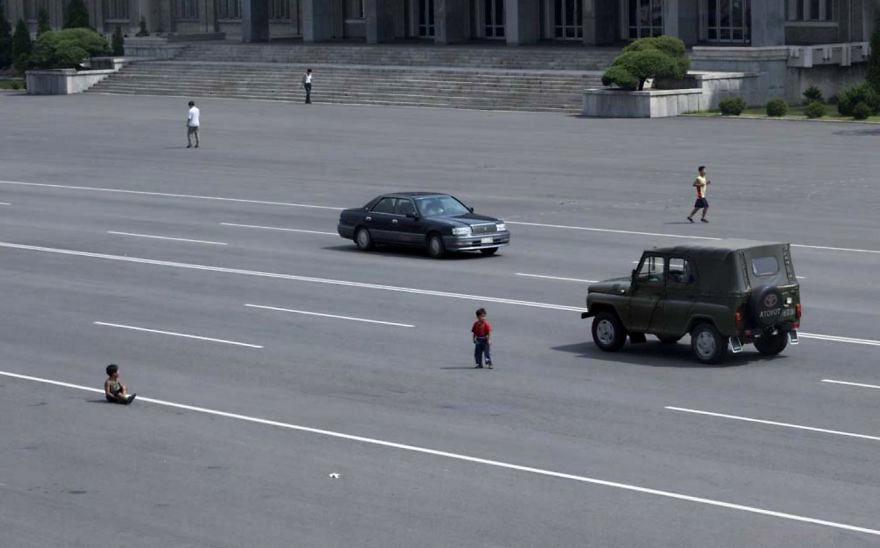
[415,196,470,217]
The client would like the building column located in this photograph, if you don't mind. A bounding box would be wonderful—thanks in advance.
[302,0,335,41]
[506,0,540,45]
[365,0,394,43]
[242,0,270,41]
[434,0,466,44]
[662,0,678,37]
[50,0,64,28]
[750,0,784,46]
[583,0,617,45]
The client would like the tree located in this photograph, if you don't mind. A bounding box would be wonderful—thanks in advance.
[37,8,51,36]
[63,0,90,29]
[602,36,690,91]
[0,0,13,69]
[111,26,124,56]
[11,18,31,72]
[867,11,880,93]
[29,28,109,69]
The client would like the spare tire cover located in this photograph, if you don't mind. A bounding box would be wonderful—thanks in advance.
[750,285,785,328]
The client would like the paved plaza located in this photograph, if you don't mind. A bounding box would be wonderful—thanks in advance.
[1,94,880,547]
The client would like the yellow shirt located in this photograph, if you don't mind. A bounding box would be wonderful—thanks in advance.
[695,175,708,198]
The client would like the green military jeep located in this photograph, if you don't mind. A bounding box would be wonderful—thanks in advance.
[581,240,801,364]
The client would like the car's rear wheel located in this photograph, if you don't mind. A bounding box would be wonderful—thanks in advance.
[591,311,627,352]
[426,233,446,259]
[355,227,374,251]
[690,323,728,364]
[480,247,499,256]
[657,335,682,344]
[754,332,788,356]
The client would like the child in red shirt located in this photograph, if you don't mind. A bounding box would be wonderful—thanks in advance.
[471,308,493,369]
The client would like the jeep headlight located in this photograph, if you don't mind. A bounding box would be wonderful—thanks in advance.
[452,226,471,237]
[496,222,506,231]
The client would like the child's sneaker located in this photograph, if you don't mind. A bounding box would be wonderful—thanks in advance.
[125,394,137,405]
[487,363,494,369]
[474,364,483,369]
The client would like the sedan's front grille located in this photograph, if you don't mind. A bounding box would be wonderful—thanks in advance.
[471,223,497,235]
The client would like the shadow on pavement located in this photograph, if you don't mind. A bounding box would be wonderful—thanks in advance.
[322,244,492,262]
[552,340,780,369]
[832,128,880,136]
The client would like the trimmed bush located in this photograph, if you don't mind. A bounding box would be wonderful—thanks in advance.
[868,11,880,93]
[804,101,826,119]
[37,8,51,36]
[837,83,880,117]
[802,85,823,104]
[11,19,31,73]
[135,17,149,37]
[63,0,90,29]
[9,79,20,89]
[602,36,690,91]
[29,28,109,69]
[111,26,124,56]
[853,101,872,120]
[766,98,788,117]
[0,0,12,70]
[719,97,746,116]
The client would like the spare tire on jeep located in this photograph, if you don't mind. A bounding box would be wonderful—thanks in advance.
[749,285,785,328]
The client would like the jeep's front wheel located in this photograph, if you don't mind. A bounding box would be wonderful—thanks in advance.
[690,323,728,364]
[592,311,627,352]
[754,332,788,356]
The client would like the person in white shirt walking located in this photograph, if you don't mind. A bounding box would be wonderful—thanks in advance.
[186,100,200,148]
[302,68,312,104]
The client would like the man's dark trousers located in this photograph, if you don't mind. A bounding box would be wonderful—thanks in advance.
[304,83,312,104]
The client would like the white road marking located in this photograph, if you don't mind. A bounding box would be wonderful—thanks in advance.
[2,369,879,538]
[666,406,880,442]
[107,231,227,246]
[507,221,722,241]
[93,321,263,349]
[799,332,880,347]
[0,180,343,210]
[821,379,880,391]
[515,273,598,284]
[245,304,414,328]
[0,202,10,205]
[792,243,880,255]
[221,222,337,236]
[0,241,588,312]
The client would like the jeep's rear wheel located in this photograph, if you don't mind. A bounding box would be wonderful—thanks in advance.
[657,335,682,344]
[592,311,627,352]
[690,323,728,364]
[754,332,788,356]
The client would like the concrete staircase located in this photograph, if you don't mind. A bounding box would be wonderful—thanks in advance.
[89,41,616,112]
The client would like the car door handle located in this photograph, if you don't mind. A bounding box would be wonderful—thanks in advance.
[391,219,398,224]
[365,216,372,221]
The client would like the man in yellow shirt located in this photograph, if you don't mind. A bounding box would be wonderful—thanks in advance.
[688,165,710,223]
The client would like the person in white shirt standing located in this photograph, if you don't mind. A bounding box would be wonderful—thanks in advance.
[186,100,200,148]
[302,68,312,104]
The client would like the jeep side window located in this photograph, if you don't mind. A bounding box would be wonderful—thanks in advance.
[637,256,665,285]
[668,258,695,285]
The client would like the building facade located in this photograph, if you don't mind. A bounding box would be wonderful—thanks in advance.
[3,0,876,46]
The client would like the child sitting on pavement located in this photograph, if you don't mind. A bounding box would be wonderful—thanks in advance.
[104,364,136,404]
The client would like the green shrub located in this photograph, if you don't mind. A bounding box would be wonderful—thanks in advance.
[9,79,20,89]
[852,101,872,120]
[37,8,51,36]
[63,0,90,29]
[837,83,880,116]
[0,0,12,70]
[11,19,31,73]
[719,96,746,115]
[29,28,109,69]
[602,36,690,91]
[111,26,124,56]
[766,98,788,117]
[804,101,826,119]
[802,85,823,104]
[868,11,880,93]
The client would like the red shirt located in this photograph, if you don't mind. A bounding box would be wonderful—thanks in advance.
[472,320,492,337]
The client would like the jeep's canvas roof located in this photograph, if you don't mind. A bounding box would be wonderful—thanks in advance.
[649,239,789,255]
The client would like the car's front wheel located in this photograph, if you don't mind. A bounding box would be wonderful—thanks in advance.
[480,247,499,256]
[690,323,728,364]
[355,227,374,251]
[591,311,627,352]
[426,233,446,259]
[754,332,788,356]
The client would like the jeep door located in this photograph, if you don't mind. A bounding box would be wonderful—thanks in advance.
[660,256,697,336]
[629,254,665,332]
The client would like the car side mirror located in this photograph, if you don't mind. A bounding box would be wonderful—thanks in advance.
[631,269,638,285]
[468,207,474,213]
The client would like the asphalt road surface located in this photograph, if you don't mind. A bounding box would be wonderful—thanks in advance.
[1,94,879,547]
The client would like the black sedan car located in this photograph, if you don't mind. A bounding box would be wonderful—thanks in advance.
[337,192,510,258]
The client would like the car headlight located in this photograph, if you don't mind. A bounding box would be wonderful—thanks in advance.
[451,226,472,237]
[496,223,506,231]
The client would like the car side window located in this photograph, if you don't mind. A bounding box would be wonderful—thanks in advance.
[395,199,416,216]
[371,198,397,214]
[667,257,695,286]
[637,256,665,285]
